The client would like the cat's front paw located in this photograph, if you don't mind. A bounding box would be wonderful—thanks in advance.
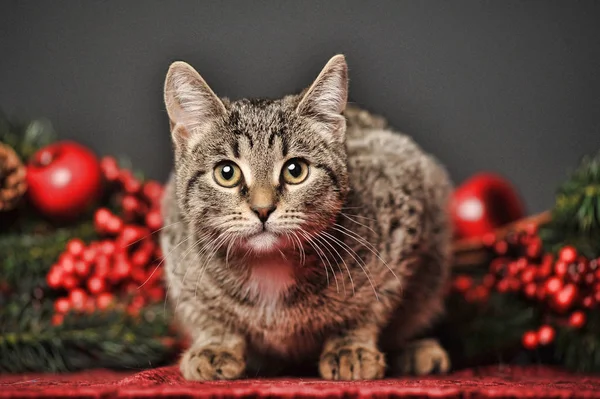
[394,338,450,376]
[180,345,246,381]
[319,343,385,380]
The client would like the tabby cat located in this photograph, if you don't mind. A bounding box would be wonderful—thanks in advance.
[161,55,453,381]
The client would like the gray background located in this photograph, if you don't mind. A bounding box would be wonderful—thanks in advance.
[1,0,599,213]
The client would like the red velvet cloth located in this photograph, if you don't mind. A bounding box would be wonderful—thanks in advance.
[1,365,600,398]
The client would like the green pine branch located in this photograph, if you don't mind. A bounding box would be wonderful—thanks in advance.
[0,299,175,373]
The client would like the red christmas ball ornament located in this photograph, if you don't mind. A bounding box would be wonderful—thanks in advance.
[522,331,538,350]
[449,173,525,239]
[26,141,102,220]
[537,325,555,346]
[569,311,586,329]
[559,246,578,264]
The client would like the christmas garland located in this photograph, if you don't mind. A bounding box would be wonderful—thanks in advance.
[1,113,599,374]
[0,116,178,373]
[446,150,600,372]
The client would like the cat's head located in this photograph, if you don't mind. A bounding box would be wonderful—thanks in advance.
[164,55,349,254]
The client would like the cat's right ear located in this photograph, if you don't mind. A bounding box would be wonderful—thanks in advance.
[164,61,226,149]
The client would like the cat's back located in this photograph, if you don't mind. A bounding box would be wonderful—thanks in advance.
[344,106,451,197]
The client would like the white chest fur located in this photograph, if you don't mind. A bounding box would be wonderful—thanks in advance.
[244,257,295,322]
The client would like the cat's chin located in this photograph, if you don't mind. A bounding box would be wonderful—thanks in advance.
[244,232,282,253]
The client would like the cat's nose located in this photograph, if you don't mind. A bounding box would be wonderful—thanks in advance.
[251,205,276,223]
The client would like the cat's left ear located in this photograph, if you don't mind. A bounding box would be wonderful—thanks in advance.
[296,54,348,142]
[164,61,226,149]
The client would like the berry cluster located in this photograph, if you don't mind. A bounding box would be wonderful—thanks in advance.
[452,223,598,351]
[47,157,165,325]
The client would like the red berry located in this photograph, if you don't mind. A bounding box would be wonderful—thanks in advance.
[69,288,87,311]
[520,267,536,284]
[94,255,111,278]
[569,311,586,328]
[559,246,578,263]
[122,195,141,214]
[496,279,510,293]
[130,295,146,309]
[84,297,96,314]
[51,314,64,326]
[54,297,70,313]
[526,237,543,259]
[585,273,596,286]
[100,156,120,181]
[99,240,116,256]
[582,295,595,308]
[482,233,497,247]
[594,290,600,303]
[142,181,164,204]
[87,276,106,294]
[82,247,96,264]
[59,253,76,274]
[96,293,115,310]
[63,275,78,290]
[105,216,124,235]
[553,284,577,312]
[66,239,85,257]
[94,208,112,231]
[112,259,132,281]
[537,325,555,345]
[524,223,538,236]
[121,171,141,194]
[146,286,165,302]
[524,282,537,298]
[508,278,521,292]
[522,331,538,350]
[46,266,63,289]
[555,261,568,277]
[545,277,563,295]
[118,225,147,247]
[483,274,496,288]
[132,268,147,283]
[74,260,90,277]
[145,209,162,231]
[494,241,508,255]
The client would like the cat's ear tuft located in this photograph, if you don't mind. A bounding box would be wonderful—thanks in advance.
[164,61,226,147]
[296,54,348,140]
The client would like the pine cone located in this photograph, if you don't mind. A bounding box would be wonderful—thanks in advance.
[0,143,27,211]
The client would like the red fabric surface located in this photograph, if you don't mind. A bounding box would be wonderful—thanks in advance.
[1,365,600,399]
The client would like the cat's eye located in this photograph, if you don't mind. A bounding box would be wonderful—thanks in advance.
[282,158,309,185]
[213,162,243,188]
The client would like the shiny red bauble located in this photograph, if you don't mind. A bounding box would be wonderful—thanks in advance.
[450,173,525,239]
[26,141,102,220]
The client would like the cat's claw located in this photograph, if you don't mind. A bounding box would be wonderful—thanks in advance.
[319,343,385,380]
[395,338,450,376]
[180,345,245,381]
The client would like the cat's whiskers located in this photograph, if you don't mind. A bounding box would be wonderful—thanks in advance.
[311,233,347,296]
[332,223,400,283]
[339,212,378,223]
[299,230,334,292]
[127,220,183,249]
[314,232,355,295]
[339,212,378,234]
[193,232,234,299]
[301,230,340,294]
[320,231,379,301]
